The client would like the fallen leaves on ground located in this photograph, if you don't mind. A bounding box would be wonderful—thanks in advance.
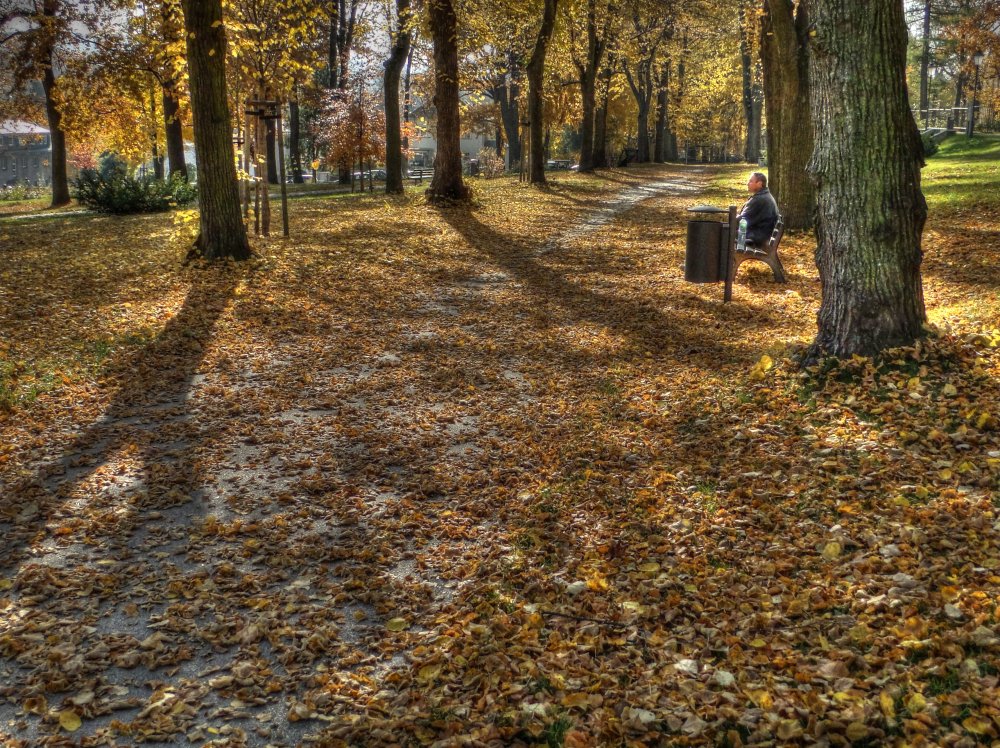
[0,164,998,746]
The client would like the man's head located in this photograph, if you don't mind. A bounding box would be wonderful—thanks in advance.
[747,172,767,194]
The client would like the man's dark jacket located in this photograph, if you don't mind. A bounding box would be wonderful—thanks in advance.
[738,187,779,246]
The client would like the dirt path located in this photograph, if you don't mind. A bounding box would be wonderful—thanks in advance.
[0,174,704,747]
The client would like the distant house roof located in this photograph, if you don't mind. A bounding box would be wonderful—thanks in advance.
[0,120,48,135]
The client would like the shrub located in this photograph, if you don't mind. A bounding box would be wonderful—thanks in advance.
[477,147,506,179]
[921,131,939,157]
[74,168,197,214]
[0,184,46,201]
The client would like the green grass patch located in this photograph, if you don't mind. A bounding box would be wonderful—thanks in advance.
[922,134,1000,214]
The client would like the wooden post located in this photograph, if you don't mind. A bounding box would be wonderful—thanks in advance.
[723,204,738,303]
[276,105,289,237]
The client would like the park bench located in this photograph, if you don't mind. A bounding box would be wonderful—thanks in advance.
[409,168,434,182]
[732,216,786,282]
[724,214,786,301]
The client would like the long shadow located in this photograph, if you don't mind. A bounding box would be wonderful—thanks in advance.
[1,267,240,572]
[433,205,754,365]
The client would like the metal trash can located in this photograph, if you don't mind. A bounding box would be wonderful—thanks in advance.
[684,219,729,283]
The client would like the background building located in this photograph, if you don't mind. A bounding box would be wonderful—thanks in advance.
[0,121,51,186]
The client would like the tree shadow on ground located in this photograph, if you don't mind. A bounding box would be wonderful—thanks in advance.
[1,267,240,572]
[433,205,761,367]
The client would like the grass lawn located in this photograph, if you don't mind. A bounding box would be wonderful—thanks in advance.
[0,152,998,746]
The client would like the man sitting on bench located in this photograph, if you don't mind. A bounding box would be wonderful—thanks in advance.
[738,172,778,252]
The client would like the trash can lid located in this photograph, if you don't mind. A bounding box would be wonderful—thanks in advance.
[687,204,729,214]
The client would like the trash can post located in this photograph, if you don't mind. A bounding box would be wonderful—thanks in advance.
[723,204,738,303]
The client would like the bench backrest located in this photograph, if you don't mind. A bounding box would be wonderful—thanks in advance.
[768,216,785,251]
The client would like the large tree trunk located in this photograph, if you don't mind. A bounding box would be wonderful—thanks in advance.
[761,0,814,229]
[288,99,303,183]
[384,0,411,195]
[182,0,250,260]
[426,0,469,201]
[807,0,926,359]
[635,100,650,162]
[41,0,69,207]
[527,0,558,184]
[575,0,604,173]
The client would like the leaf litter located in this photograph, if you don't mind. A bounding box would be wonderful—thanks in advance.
[0,164,998,746]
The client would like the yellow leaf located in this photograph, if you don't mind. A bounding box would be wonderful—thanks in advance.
[879,690,896,718]
[749,638,767,648]
[961,716,993,735]
[821,541,842,560]
[940,586,960,602]
[939,468,953,480]
[846,722,869,742]
[561,692,590,708]
[58,710,81,732]
[386,617,409,631]
[942,383,957,396]
[904,693,927,713]
[417,664,441,683]
[638,562,660,575]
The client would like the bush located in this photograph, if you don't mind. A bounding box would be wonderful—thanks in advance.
[477,147,506,179]
[74,168,197,214]
[921,131,939,157]
[0,184,46,201]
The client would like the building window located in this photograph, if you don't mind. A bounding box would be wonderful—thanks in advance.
[1,156,6,170]
[33,157,39,169]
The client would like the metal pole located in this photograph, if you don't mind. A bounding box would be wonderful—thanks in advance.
[276,105,289,237]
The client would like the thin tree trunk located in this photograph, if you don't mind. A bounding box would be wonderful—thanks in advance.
[807,0,926,358]
[182,0,250,260]
[41,0,69,207]
[593,61,612,167]
[653,65,668,162]
[149,84,164,179]
[163,86,188,179]
[739,1,762,162]
[527,0,558,184]
[289,98,303,182]
[761,0,814,229]
[266,118,278,184]
[919,0,931,122]
[496,57,522,168]
[402,45,413,176]
[426,0,469,201]
[384,0,411,194]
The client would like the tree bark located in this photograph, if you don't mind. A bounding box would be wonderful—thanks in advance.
[574,0,605,173]
[807,0,927,358]
[761,0,814,229]
[266,118,278,184]
[653,65,667,163]
[426,0,469,201]
[289,99,303,183]
[919,0,931,122]
[495,54,522,169]
[593,60,612,167]
[182,0,250,260]
[41,0,69,207]
[161,0,188,180]
[527,0,558,184]
[384,0,411,194]
[740,1,763,162]
[163,86,188,179]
